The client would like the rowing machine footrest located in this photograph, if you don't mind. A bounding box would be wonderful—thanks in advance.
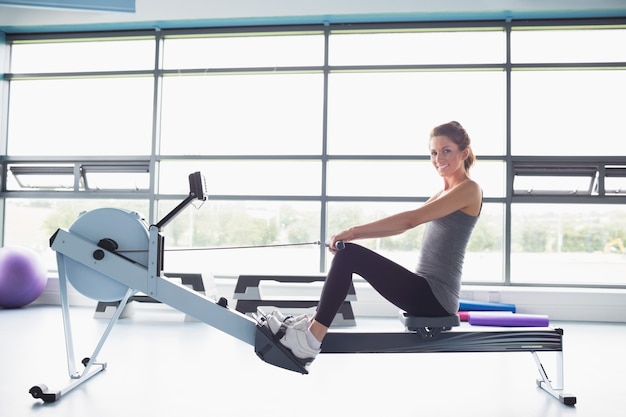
[400,312,460,338]
[254,322,311,375]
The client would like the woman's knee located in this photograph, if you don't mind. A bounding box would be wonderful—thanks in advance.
[330,242,364,268]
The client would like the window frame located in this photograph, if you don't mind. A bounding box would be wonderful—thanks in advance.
[2,19,626,289]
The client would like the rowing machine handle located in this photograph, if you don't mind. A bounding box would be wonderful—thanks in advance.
[324,240,345,250]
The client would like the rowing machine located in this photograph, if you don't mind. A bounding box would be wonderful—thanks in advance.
[29,171,576,406]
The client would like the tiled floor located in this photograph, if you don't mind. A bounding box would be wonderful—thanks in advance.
[1,303,624,417]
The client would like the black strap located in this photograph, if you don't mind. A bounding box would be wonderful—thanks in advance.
[273,323,287,341]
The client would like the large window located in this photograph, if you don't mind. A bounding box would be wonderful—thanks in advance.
[159,74,325,156]
[510,204,626,285]
[326,72,507,156]
[2,20,625,288]
[511,70,626,156]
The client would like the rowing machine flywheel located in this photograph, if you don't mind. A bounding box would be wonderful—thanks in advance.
[64,208,150,302]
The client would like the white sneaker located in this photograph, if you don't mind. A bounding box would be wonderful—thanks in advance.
[266,314,320,360]
[268,309,308,326]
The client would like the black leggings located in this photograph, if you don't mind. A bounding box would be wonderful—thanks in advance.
[315,243,449,328]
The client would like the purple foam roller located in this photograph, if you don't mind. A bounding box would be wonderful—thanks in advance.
[468,311,549,327]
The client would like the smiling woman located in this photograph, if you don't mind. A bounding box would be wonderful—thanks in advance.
[429,121,475,180]
[261,121,483,365]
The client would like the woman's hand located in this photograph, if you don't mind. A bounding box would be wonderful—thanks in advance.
[329,229,353,253]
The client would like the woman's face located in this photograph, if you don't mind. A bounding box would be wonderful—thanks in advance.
[429,135,468,178]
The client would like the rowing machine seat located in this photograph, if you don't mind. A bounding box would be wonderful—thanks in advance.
[400,311,460,338]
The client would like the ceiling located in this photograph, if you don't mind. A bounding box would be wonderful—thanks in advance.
[0,0,625,34]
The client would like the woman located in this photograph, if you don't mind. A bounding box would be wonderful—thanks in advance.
[266,121,482,364]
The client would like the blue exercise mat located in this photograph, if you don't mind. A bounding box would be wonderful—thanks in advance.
[459,299,516,313]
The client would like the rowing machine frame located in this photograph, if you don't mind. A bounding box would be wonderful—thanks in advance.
[30,172,576,406]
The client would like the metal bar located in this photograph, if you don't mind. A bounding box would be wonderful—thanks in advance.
[57,252,79,378]
[81,287,135,377]
[532,351,576,405]
[555,350,565,390]
[32,251,115,403]
[59,364,106,397]
[51,228,258,346]
[321,328,564,354]
[151,277,257,346]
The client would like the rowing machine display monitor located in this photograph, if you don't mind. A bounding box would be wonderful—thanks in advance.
[156,171,206,229]
[188,170,207,201]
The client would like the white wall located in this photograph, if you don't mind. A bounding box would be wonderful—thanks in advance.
[35,275,626,323]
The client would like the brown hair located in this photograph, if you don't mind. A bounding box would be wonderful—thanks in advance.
[430,121,475,173]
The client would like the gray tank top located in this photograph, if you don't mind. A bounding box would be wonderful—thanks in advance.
[415,210,478,315]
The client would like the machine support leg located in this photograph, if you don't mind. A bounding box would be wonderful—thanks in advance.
[58,252,79,378]
[81,286,135,375]
[30,254,135,403]
[532,351,576,406]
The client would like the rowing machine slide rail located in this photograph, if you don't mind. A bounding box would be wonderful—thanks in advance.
[251,310,575,405]
[32,171,576,406]
[319,314,576,406]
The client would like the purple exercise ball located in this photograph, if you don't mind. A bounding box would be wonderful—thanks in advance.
[0,246,48,309]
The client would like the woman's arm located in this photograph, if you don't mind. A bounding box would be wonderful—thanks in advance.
[330,180,481,247]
